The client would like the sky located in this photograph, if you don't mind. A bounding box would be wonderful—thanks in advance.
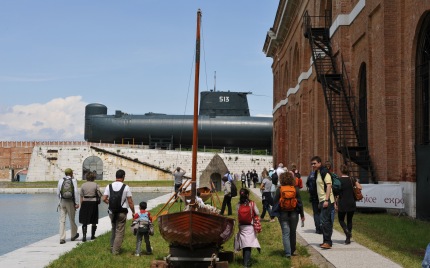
[0,1,278,141]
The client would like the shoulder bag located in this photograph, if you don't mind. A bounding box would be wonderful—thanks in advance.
[351,178,363,201]
[251,201,262,233]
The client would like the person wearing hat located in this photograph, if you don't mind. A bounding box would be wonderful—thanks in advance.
[57,168,80,244]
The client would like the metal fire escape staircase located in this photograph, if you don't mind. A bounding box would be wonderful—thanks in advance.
[303,11,376,183]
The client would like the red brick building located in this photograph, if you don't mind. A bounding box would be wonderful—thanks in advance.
[263,0,430,219]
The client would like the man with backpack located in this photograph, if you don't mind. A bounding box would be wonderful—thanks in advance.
[57,168,79,244]
[311,156,335,249]
[102,169,135,255]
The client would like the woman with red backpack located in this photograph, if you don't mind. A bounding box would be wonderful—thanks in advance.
[234,188,261,268]
[273,172,305,258]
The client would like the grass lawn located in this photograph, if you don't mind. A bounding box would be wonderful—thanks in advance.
[47,189,316,268]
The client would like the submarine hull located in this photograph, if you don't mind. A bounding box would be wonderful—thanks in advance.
[85,90,273,149]
[85,111,272,149]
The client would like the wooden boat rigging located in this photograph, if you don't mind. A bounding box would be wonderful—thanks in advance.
[157,9,235,250]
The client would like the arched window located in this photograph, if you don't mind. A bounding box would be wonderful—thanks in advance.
[82,156,103,180]
[416,13,430,145]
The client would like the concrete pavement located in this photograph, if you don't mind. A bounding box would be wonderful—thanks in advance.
[248,187,402,268]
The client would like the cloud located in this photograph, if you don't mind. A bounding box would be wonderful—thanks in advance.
[0,96,86,141]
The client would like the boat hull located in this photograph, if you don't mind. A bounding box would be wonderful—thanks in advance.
[158,210,235,249]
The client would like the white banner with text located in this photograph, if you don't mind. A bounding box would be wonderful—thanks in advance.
[356,184,404,209]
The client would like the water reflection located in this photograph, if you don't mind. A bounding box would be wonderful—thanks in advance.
[0,192,163,256]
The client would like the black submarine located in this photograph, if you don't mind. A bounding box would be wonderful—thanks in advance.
[84,91,273,149]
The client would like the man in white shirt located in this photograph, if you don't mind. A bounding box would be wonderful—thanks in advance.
[103,169,135,255]
[276,163,287,178]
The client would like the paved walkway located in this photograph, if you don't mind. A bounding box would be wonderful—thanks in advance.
[0,192,172,268]
[0,187,402,268]
[248,187,402,268]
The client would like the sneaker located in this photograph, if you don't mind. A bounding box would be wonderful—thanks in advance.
[320,243,332,249]
[71,233,79,241]
[60,240,66,244]
[135,253,140,257]
[269,219,276,223]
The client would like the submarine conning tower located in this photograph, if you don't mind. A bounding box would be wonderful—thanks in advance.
[199,91,250,117]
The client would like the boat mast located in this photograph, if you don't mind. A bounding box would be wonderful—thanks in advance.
[191,9,202,205]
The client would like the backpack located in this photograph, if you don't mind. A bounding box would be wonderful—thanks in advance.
[306,172,317,195]
[60,177,74,200]
[230,182,238,197]
[330,173,342,196]
[137,212,150,233]
[296,177,303,189]
[271,172,278,186]
[108,184,127,213]
[238,202,253,225]
[279,185,297,211]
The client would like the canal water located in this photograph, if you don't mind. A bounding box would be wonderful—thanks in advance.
[0,192,164,256]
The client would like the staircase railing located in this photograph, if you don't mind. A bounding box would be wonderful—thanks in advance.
[303,10,376,183]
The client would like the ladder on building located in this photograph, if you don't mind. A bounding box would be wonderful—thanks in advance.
[303,10,376,183]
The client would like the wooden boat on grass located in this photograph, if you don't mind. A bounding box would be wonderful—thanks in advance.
[158,210,235,249]
[157,9,235,253]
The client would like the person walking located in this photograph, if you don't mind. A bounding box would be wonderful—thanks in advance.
[241,170,247,188]
[336,164,362,244]
[234,188,261,267]
[219,176,233,216]
[274,171,305,257]
[102,169,135,255]
[311,156,335,249]
[57,168,80,244]
[79,171,101,242]
[246,170,252,188]
[251,170,258,188]
[173,167,186,198]
[260,175,275,222]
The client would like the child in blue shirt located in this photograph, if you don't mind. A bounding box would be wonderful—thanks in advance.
[133,201,153,256]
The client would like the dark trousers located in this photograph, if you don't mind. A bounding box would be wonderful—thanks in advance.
[220,195,232,215]
[338,211,355,233]
[243,247,251,267]
[241,180,247,188]
[319,201,334,246]
[247,179,251,188]
[135,232,151,254]
[261,192,273,219]
[311,201,321,233]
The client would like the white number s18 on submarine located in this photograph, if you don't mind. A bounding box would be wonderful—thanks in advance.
[84,91,273,150]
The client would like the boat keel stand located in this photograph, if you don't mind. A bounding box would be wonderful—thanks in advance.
[152,245,231,268]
